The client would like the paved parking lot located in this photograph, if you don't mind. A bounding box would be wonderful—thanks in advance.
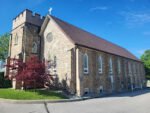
[0,89,150,113]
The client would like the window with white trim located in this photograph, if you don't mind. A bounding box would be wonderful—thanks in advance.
[98,55,103,74]
[32,42,38,53]
[83,53,89,74]
[14,34,18,45]
[133,63,136,74]
[109,57,113,74]
[118,59,121,74]
[128,62,132,74]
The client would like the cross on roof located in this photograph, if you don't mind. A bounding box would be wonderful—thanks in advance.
[48,8,53,15]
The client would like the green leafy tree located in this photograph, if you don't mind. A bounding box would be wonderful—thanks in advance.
[0,33,10,61]
[141,50,150,80]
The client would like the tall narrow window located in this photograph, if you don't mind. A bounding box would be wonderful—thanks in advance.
[98,55,103,74]
[14,34,18,45]
[83,53,89,74]
[53,56,57,73]
[133,63,136,74]
[32,42,38,53]
[128,62,132,74]
[109,57,113,74]
[118,59,121,74]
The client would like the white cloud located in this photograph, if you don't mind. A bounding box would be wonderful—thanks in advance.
[137,49,147,55]
[120,11,150,26]
[90,6,109,12]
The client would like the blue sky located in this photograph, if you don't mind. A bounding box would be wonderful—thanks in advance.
[0,0,150,58]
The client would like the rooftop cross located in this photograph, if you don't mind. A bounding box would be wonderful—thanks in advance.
[48,8,53,15]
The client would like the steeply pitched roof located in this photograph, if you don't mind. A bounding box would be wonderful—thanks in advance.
[49,15,140,61]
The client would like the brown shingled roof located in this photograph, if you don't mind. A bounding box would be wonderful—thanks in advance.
[50,15,140,61]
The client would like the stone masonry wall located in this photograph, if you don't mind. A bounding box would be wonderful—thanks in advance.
[10,24,24,58]
[42,17,76,94]
[23,23,41,61]
[11,9,44,60]
[76,46,146,96]
[13,9,44,29]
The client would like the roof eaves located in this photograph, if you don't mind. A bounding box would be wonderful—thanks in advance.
[75,43,141,62]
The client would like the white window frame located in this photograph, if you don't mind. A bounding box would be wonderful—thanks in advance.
[133,63,136,74]
[109,57,113,74]
[98,55,103,74]
[14,34,18,45]
[128,62,132,74]
[118,59,121,74]
[83,53,89,74]
[32,42,38,53]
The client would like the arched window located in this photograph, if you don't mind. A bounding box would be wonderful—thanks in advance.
[98,55,103,74]
[14,34,18,45]
[32,42,38,53]
[109,57,113,74]
[118,59,121,74]
[83,53,89,74]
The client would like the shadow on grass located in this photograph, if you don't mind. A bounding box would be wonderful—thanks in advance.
[26,89,68,99]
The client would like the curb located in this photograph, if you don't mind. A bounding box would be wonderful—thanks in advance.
[0,88,149,104]
[0,97,90,104]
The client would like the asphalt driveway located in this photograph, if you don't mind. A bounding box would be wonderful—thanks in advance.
[0,89,150,113]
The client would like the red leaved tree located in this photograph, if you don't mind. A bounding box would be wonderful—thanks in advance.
[6,56,54,89]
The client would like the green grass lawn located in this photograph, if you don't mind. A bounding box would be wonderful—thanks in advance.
[0,89,67,100]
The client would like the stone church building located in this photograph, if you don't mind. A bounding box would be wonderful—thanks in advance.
[8,9,146,96]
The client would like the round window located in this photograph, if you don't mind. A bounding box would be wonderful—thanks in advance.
[46,32,53,42]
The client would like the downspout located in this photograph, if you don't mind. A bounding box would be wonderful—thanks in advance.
[74,45,77,94]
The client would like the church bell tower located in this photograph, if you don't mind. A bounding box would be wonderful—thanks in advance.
[9,9,44,61]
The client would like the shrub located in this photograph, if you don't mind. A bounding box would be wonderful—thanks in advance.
[0,72,4,87]
[0,72,12,88]
[3,79,12,88]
